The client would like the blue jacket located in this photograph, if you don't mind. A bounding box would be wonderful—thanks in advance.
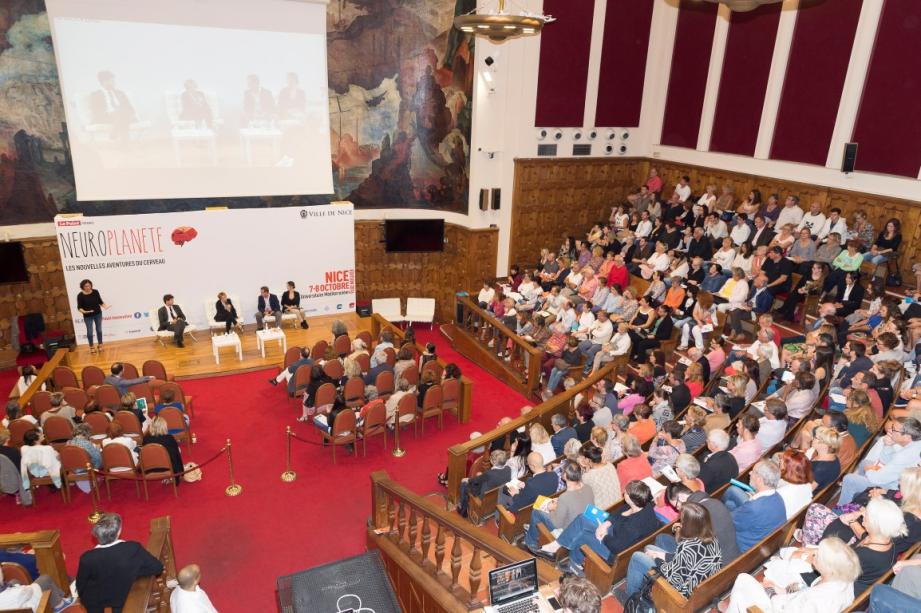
[750,287,774,314]
[258,293,281,312]
[507,471,559,511]
[551,426,578,457]
[732,491,786,552]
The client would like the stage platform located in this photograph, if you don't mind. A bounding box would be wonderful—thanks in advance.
[63,313,372,380]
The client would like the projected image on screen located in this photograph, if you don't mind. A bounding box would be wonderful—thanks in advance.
[46,0,333,201]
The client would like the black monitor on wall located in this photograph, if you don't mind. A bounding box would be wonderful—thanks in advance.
[0,242,29,284]
[384,219,445,252]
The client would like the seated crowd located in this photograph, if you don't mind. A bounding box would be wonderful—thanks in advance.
[2,363,193,506]
[454,169,921,611]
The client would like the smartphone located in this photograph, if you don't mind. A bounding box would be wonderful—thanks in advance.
[546,596,562,611]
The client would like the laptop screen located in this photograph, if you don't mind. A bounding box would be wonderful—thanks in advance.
[488,559,539,606]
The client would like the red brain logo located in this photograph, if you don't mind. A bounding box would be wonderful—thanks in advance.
[171,226,198,246]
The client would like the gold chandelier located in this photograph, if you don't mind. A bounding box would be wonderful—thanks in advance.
[454,0,555,43]
[696,0,783,10]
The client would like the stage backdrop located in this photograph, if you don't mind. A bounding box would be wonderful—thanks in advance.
[55,204,355,344]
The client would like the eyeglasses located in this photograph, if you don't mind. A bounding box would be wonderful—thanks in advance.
[890,427,904,435]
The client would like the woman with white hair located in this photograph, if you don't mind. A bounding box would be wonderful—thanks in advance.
[725,536,860,612]
[529,423,556,465]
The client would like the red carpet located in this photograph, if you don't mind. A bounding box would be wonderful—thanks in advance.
[1,326,530,612]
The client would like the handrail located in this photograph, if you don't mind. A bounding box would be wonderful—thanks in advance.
[370,313,473,422]
[0,529,70,596]
[369,470,559,610]
[445,362,615,503]
[122,516,176,612]
[454,295,542,397]
[16,349,68,409]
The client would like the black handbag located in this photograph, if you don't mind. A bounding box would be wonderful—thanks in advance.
[623,568,662,613]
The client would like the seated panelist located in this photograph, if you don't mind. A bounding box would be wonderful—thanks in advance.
[281,281,309,329]
[255,286,282,330]
[214,292,240,333]
[158,294,188,348]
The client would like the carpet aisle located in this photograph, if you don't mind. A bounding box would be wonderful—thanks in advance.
[1,327,531,612]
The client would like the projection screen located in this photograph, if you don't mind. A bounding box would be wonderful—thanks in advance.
[46,0,333,201]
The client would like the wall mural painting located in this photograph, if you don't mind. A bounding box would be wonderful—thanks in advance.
[0,0,475,226]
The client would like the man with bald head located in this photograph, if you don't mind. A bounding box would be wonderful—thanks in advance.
[498,451,558,511]
[170,564,218,612]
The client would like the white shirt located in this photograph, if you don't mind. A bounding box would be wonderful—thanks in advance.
[777,481,813,519]
[533,441,556,465]
[605,332,632,356]
[723,279,750,306]
[170,585,219,613]
[706,219,728,239]
[697,193,716,208]
[635,220,653,238]
[647,252,670,272]
[15,377,45,397]
[731,254,752,275]
[675,183,691,202]
[558,308,577,331]
[0,583,41,612]
[842,283,854,302]
[588,319,614,345]
[20,444,61,484]
[797,211,826,233]
[757,418,787,450]
[747,339,780,369]
[565,271,583,288]
[713,248,736,270]
[817,217,848,241]
[775,206,804,229]
[575,311,596,333]
[477,287,495,305]
[730,223,751,246]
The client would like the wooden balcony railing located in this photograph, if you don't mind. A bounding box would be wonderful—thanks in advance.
[14,348,68,409]
[0,528,70,598]
[370,313,473,422]
[452,296,542,398]
[444,362,615,504]
[368,471,559,612]
[122,516,177,612]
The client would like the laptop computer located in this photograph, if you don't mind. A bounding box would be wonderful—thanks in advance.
[485,558,540,613]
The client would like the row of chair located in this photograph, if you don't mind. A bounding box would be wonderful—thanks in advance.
[49,359,173,392]
[29,378,194,421]
[21,441,178,506]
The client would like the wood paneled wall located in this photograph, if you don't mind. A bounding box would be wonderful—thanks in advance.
[647,160,921,278]
[0,238,73,352]
[354,221,498,323]
[510,158,921,280]
[508,158,642,269]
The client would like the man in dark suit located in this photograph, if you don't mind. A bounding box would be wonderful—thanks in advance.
[550,413,577,457]
[255,286,282,330]
[499,452,558,511]
[699,429,739,493]
[746,215,775,249]
[727,274,773,341]
[832,271,865,317]
[667,369,692,414]
[157,294,187,348]
[243,74,275,122]
[179,79,213,128]
[76,513,163,613]
[630,305,675,360]
[456,449,511,517]
[685,227,713,260]
[89,71,136,143]
[688,346,710,383]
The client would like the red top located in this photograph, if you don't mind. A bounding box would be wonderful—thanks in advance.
[616,455,653,494]
[607,264,629,291]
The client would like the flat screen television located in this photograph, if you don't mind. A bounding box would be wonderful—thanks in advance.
[384,219,445,252]
[0,242,29,284]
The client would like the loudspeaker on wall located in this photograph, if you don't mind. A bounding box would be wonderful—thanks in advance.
[479,188,490,211]
[842,142,858,173]
[491,188,501,210]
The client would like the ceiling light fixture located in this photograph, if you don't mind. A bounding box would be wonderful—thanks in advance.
[455,0,554,42]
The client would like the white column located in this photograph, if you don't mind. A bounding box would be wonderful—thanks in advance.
[825,0,885,168]
[584,0,609,128]
[638,0,680,153]
[753,0,799,159]
[696,4,732,151]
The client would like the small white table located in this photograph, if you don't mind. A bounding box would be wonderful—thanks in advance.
[256,328,287,358]
[211,332,242,364]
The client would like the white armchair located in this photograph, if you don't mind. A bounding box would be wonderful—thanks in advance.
[148,309,197,346]
[405,298,435,329]
[372,298,404,323]
[204,295,243,335]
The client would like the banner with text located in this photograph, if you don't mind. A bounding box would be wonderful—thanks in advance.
[56,205,356,344]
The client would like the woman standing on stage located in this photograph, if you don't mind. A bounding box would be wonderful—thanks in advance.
[76,279,108,353]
